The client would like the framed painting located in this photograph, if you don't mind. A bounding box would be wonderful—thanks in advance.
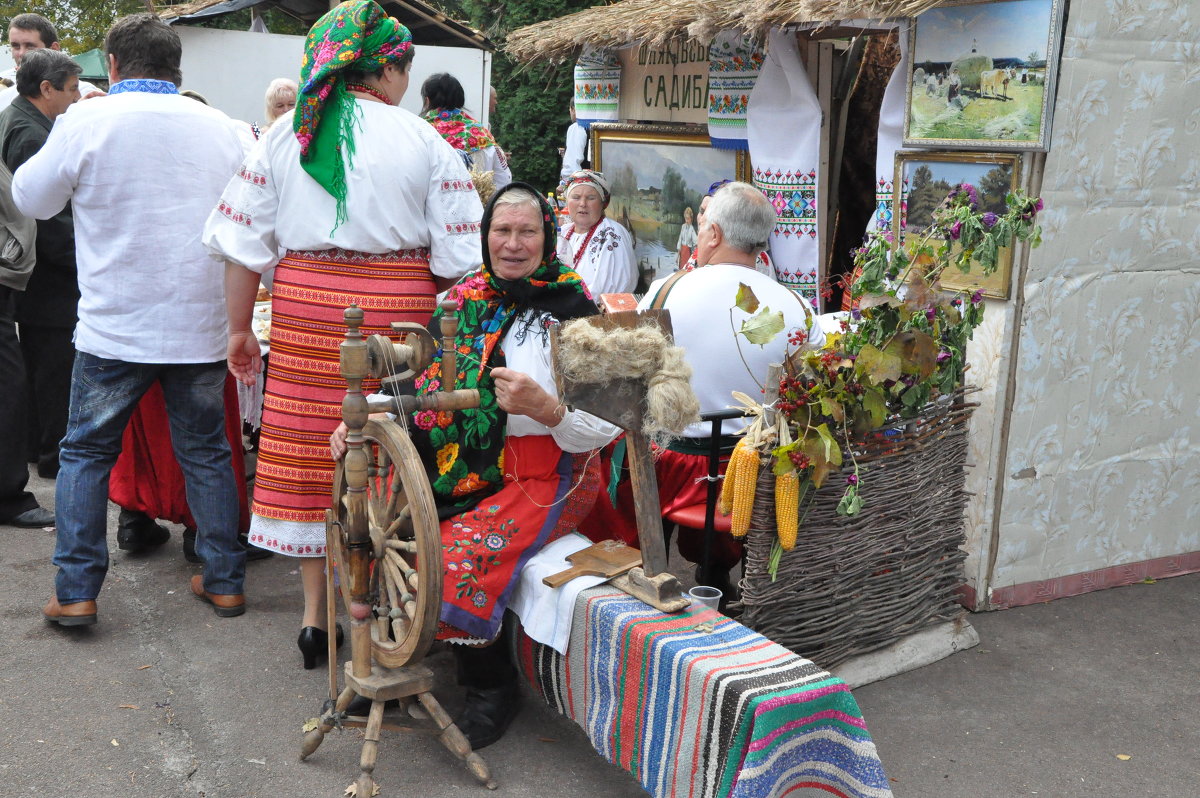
[894,150,1022,299]
[590,122,749,288]
[903,0,1065,150]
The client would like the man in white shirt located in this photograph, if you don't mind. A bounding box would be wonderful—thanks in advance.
[0,14,100,112]
[558,98,587,185]
[633,181,825,593]
[14,13,250,627]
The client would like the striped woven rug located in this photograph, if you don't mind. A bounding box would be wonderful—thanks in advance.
[517,587,894,798]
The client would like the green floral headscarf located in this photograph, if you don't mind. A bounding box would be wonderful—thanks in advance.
[294,0,412,230]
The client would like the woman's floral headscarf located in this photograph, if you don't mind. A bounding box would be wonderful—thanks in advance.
[423,108,496,154]
[563,169,611,208]
[294,0,412,230]
[410,182,598,513]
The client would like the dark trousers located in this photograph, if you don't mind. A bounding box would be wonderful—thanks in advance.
[19,323,74,477]
[0,287,36,520]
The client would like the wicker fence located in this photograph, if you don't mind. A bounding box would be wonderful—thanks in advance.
[739,389,976,668]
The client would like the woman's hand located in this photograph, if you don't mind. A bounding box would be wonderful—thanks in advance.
[227,331,262,386]
[330,422,349,460]
[491,367,563,427]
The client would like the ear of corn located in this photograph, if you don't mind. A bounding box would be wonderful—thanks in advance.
[718,438,745,516]
[730,444,759,538]
[775,471,800,550]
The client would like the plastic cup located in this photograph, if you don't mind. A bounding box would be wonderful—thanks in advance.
[688,585,722,612]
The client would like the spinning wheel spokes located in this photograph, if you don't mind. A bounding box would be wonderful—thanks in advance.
[331,419,442,670]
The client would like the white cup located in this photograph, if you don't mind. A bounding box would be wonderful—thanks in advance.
[688,585,722,611]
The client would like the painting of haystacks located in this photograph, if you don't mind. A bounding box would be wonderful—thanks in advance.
[904,0,1064,150]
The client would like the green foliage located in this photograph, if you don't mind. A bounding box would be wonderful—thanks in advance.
[1,0,143,54]
[758,185,1043,536]
[448,0,606,192]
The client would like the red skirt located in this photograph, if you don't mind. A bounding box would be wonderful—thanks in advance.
[580,442,742,570]
[437,435,601,642]
[108,374,249,532]
[249,248,436,543]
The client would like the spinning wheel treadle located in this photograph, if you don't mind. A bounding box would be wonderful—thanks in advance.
[329,419,441,668]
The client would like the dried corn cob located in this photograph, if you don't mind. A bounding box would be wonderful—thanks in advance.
[775,471,800,550]
[718,438,745,516]
[729,444,759,538]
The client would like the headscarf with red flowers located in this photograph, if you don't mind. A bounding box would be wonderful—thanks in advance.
[422,107,497,154]
[409,182,597,514]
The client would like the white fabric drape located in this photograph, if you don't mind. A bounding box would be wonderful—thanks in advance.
[872,21,910,235]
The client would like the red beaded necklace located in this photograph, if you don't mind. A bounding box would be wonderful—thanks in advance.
[565,218,603,268]
[345,82,391,106]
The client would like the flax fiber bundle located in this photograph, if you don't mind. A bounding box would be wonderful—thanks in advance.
[557,318,699,444]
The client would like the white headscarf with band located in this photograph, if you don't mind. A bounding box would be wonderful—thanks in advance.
[564,169,611,207]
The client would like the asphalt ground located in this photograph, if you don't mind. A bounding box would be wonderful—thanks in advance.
[3,465,1197,797]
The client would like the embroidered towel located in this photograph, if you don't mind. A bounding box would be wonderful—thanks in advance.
[706,31,764,151]
[872,21,910,234]
[510,532,606,654]
[574,46,621,130]
[748,28,823,312]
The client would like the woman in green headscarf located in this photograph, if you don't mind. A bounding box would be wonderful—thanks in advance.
[206,0,484,670]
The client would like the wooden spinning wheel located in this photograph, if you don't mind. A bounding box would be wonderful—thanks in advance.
[300,304,494,795]
[327,419,441,669]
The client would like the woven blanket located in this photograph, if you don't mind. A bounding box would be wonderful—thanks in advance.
[517,587,894,798]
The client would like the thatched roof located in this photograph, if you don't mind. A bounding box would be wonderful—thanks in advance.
[505,0,945,63]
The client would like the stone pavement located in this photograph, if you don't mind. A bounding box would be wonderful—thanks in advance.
[3,465,1197,797]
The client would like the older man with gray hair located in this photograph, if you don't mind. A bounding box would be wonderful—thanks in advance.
[631,181,824,593]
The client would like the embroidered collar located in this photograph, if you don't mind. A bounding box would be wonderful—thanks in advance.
[108,79,179,95]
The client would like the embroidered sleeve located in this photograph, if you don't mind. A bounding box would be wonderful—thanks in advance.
[202,136,281,274]
[426,134,484,279]
[581,219,638,296]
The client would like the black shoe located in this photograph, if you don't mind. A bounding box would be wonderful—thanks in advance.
[183,529,272,563]
[4,506,55,528]
[116,510,169,552]
[36,458,59,479]
[456,682,520,750]
[297,623,344,669]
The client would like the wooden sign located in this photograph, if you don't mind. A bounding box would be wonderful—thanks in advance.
[617,40,709,124]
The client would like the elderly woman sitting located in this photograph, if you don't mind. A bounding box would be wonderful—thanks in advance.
[333,182,619,749]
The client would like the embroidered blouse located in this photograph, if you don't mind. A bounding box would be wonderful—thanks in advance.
[555,216,638,297]
[202,103,484,278]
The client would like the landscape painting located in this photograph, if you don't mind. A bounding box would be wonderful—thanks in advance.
[895,151,1021,299]
[591,123,748,290]
[904,0,1064,150]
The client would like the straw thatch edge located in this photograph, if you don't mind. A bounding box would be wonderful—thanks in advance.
[505,0,948,63]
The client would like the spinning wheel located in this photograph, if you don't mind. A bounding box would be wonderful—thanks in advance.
[300,304,494,795]
[327,419,441,669]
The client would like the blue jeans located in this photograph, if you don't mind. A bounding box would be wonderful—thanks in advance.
[54,352,245,602]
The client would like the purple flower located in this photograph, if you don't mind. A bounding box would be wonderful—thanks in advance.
[962,184,979,209]
[851,308,862,320]
[1035,197,1044,212]
[971,290,984,305]
[846,474,859,485]
[925,307,936,322]
[981,212,999,228]
[937,350,952,363]
[949,221,963,240]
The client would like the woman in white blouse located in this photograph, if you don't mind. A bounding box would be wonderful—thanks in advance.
[555,169,637,297]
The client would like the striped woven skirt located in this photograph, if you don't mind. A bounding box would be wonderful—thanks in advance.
[247,247,436,557]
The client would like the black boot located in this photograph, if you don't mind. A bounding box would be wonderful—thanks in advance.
[116,509,170,553]
[452,629,520,750]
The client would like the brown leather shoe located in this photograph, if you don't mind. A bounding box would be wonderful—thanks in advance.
[190,575,245,618]
[43,597,97,626]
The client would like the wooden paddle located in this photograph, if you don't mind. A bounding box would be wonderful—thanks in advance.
[543,540,643,589]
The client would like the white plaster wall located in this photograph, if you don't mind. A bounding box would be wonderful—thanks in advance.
[175,26,491,127]
[988,0,1200,591]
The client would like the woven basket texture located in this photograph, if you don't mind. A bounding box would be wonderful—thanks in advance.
[739,389,975,668]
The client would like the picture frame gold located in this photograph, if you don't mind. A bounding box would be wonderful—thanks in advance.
[894,150,1022,300]
[589,122,749,287]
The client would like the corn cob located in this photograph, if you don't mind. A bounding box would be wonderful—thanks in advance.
[729,444,759,538]
[775,471,800,550]
[718,438,745,516]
